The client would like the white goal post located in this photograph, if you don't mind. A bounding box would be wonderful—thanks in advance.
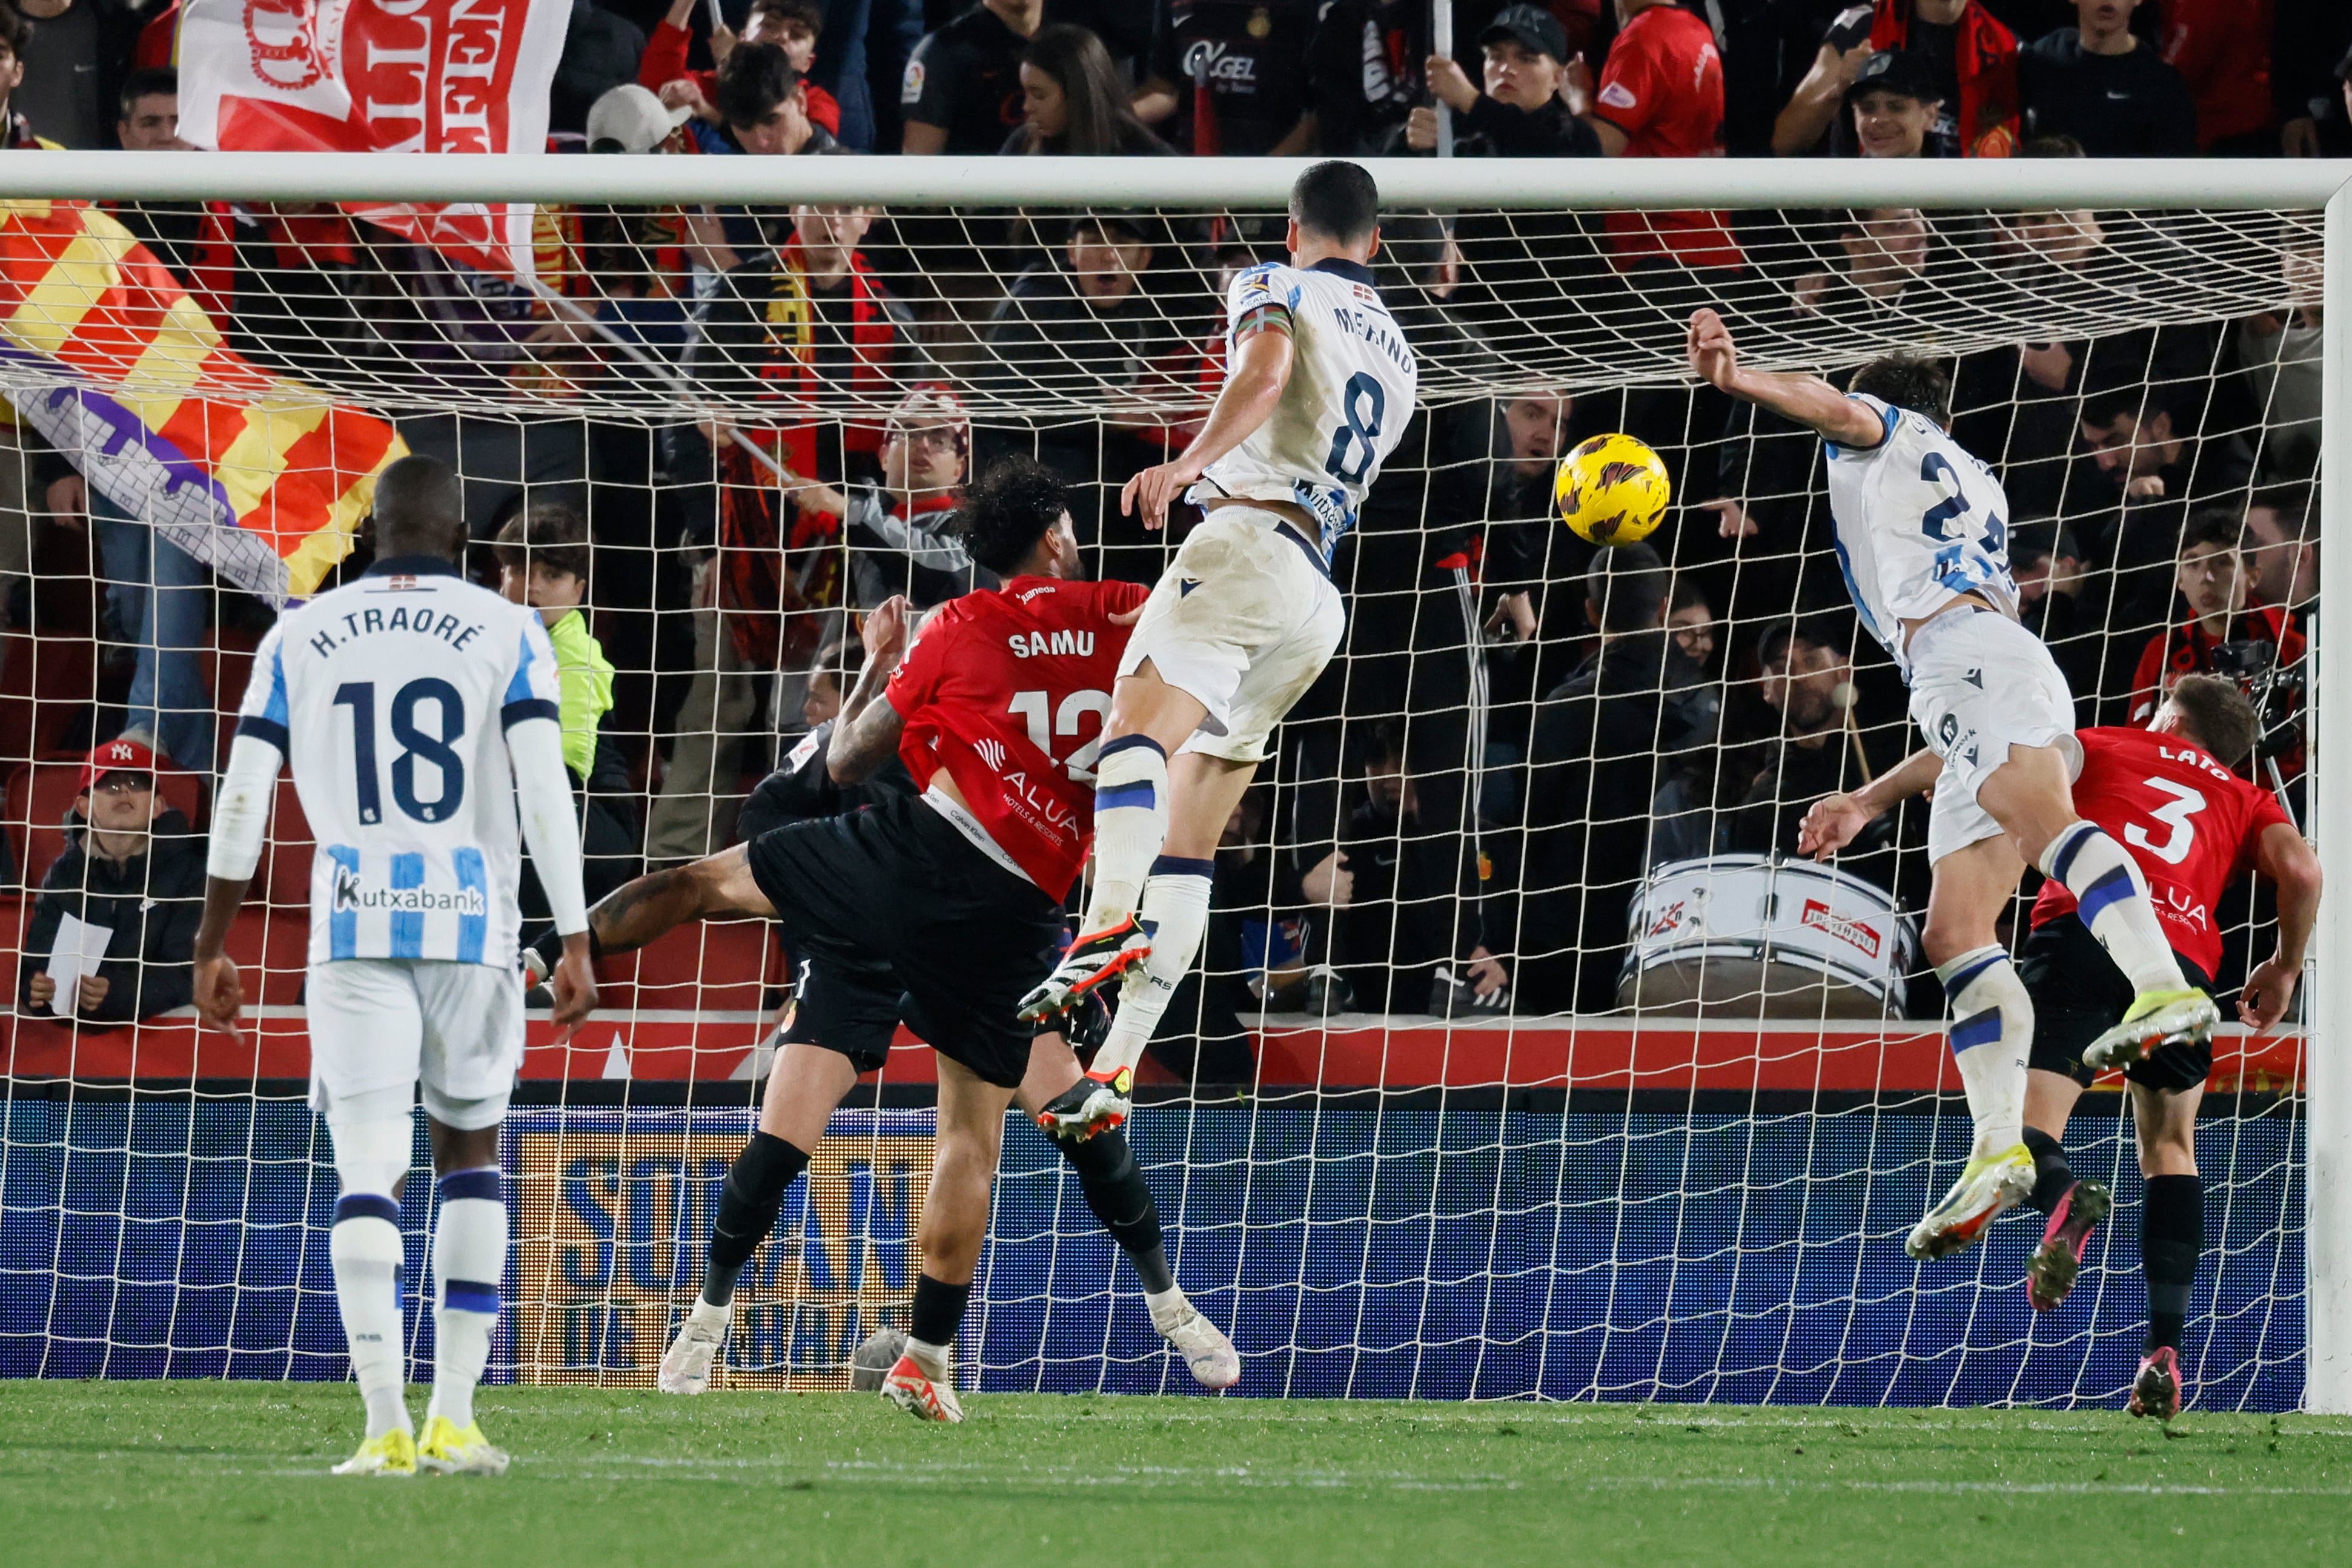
[0,150,2344,1409]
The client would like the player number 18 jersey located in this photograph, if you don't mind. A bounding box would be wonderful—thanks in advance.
[234,560,563,968]
[1191,257,1419,563]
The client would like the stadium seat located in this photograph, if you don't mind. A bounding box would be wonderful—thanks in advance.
[0,633,97,769]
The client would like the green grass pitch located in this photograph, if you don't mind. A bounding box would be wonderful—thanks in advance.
[4,1383,2348,1567]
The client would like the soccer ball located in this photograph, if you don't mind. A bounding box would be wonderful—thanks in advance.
[1554,432,1671,547]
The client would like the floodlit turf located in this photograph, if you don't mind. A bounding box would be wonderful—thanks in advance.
[4,1383,2349,1567]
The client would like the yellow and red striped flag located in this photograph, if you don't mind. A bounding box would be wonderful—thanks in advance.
[0,198,403,603]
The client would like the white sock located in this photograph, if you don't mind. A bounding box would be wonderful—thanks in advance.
[425,1166,505,1431]
[330,1195,411,1439]
[904,1336,952,1379]
[1092,858,1215,1079]
[1937,945,2032,1159]
[1144,1285,1190,1328]
[1084,736,1170,930]
[2038,822,2186,995]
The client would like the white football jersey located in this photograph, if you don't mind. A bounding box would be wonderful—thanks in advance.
[1191,257,1419,562]
[234,558,562,968]
[1823,393,2022,670]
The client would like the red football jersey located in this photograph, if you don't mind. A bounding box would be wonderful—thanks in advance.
[1593,5,1742,271]
[2030,726,2290,978]
[887,575,1148,899]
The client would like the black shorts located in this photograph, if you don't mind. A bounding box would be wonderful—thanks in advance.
[778,941,902,1075]
[744,794,1064,1090]
[2016,918,2213,1094]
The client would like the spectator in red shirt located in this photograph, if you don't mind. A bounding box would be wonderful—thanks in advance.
[2158,0,2274,156]
[2127,514,2307,745]
[1573,0,1741,272]
[643,0,843,139]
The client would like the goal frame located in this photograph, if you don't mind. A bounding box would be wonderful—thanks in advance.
[0,150,2344,1411]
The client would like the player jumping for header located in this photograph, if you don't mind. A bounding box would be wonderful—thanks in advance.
[1806,674,2319,1418]
[1017,160,1419,1137]
[193,455,599,1477]
[1688,308,2220,1260]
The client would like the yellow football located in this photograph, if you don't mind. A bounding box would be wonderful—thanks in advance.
[1554,432,1671,547]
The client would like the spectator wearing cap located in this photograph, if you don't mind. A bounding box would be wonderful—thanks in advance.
[15,735,202,1025]
[586,82,696,154]
[1775,2,2018,159]
[1841,50,1943,157]
[1403,6,1603,159]
[643,0,843,139]
[494,504,641,930]
[2019,0,2198,156]
[1574,0,1742,273]
[1002,23,1172,154]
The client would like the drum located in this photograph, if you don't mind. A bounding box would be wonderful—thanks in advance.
[1615,854,1920,1019]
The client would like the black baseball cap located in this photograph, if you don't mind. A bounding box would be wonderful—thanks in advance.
[1846,49,1941,106]
[1479,4,1570,64]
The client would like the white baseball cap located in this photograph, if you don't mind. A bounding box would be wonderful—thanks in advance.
[587,84,693,154]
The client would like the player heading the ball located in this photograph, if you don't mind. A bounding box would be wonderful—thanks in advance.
[1686,307,2219,1262]
[191,454,598,1477]
[1018,160,1419,1139]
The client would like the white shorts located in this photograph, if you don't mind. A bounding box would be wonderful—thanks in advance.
[1116,507,1346,764]
[306,959,526,1131]
[1906,609,2081,864]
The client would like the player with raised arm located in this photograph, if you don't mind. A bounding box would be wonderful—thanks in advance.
[1016,160,1419,1139]
[565,466,1231,1422]
[613,463,1237,1398]
[1688,308,2220,1260]
[190,455,598,1477]
[1804,675,2319,1419]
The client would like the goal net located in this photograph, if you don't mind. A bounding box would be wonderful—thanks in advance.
[0,154,2342,1411]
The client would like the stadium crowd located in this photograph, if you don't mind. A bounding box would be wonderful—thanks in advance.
[0,1,2337,1079]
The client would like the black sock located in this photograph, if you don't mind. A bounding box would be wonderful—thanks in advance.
[2021,1126,2075,1215]
[909,1272,973,1349]
[2142,1173,2203,1352]
[701,1132,811,1308]
[1058,1126,1176,1294]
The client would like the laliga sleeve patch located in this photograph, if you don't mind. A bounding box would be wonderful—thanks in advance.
[901,59,926,105]
[1598,80,1638,110]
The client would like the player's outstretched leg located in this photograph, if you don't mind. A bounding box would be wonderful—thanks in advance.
[1019,734,1170,1024]
[1035,853,1217,1140]
[325,1111,417,1476]
[2019,1126,2112,1313]
[2037,822,2219,1069]
[1908,939,2036,1260]
[418,1158,512,1474]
